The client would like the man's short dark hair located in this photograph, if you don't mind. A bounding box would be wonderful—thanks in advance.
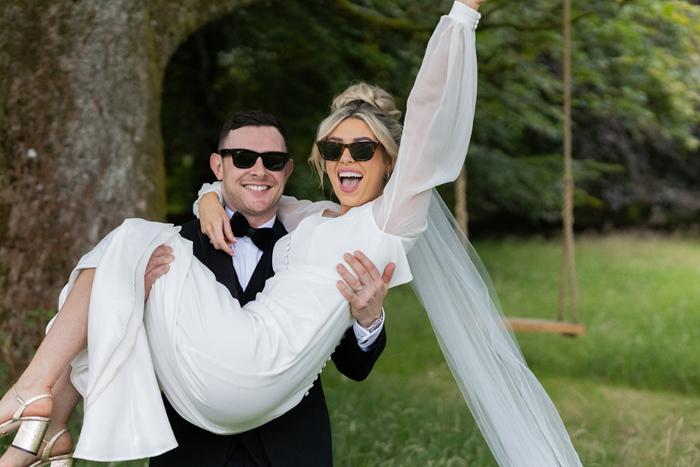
[218,110,289,152]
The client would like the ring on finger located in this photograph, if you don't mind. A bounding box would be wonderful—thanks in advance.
[353,285,363,294]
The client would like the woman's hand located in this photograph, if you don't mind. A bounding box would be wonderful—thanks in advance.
[456,0,486,10]
[199,191,236,256]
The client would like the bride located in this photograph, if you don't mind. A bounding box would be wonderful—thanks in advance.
[0,1,583,466]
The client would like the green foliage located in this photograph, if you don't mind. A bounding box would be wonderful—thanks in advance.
[470,0,700,225]
[467,147,620,223]
[23,307,56,330]
[162,0,428,221]
[162,0,700,227]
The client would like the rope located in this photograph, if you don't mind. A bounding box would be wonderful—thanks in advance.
[455,165,469,238]
[557,0,580,323]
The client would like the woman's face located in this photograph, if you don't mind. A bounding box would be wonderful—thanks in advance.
[324,118,392,215]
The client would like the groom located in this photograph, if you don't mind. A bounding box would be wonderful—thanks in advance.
[148,110,392,467]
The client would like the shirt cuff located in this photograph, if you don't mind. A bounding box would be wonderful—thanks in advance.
[193,182,224,218]
[449,1,481,29]
[354,310,385,351]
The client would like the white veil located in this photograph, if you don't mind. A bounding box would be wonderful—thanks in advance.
[407,189,583,467]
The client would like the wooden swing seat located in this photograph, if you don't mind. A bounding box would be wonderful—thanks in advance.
[506,318,585,336]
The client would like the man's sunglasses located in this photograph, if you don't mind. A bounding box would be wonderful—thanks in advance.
[316,140,380,162]
[219,148,290,171]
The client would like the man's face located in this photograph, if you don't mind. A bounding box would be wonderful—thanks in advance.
[210,126,293,227]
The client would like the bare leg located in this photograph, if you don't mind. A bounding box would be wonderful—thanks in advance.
[41,365,79,453]
[0,269,93,461]
[0,366,78,467]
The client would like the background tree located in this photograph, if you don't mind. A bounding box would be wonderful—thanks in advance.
[469,0,700,228]
[162,0,700,231]
[0,0,260,382]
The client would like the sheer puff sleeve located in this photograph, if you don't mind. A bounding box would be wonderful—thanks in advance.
[373,2,480,238]
[193,3,479,237]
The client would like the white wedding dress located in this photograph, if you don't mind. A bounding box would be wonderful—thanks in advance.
[52,3,582,465]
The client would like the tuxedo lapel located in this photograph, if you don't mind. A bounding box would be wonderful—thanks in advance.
[240,218,287,305]
[198,230,243,299]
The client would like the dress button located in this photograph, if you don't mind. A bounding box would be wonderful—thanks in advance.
[305,391,310,396]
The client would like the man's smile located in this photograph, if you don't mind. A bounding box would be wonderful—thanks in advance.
[243,184,271,192]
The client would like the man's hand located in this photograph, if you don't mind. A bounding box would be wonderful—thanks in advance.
[199,191,236,256]
[336,251,395,328]
[145,245,174,301]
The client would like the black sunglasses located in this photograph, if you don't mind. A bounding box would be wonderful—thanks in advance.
[316,140,380,162]
[219,148,290,171]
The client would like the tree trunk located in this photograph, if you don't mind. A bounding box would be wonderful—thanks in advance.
[0,0,254,380]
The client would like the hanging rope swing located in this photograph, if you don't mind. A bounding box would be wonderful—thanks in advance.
[456,0,585,336]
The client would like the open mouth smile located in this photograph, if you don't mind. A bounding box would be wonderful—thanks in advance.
[338,170,363,193]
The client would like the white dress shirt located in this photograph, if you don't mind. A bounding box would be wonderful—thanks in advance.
[227,206,274,291]
[224,206,383,350]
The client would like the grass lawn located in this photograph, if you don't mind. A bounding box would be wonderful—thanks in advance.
[323,233,700,466]
[4,233,700,466]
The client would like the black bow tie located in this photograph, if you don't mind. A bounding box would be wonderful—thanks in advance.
[230,211,275,251]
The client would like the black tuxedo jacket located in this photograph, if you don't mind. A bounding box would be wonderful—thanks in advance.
[150,218,386,467]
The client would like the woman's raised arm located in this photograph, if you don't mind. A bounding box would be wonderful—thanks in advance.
[372,1,482,238]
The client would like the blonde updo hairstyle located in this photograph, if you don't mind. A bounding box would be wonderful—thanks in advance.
[309,83,403,187]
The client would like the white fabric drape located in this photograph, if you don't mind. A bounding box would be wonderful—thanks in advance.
[409,191,583,466]
[57,221,181,460]
[372,3,478,238]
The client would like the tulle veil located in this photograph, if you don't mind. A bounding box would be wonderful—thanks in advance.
[407,189,583,467]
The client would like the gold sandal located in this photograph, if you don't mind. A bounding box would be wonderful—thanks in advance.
[29,428,74,467]
[0,386,51,455]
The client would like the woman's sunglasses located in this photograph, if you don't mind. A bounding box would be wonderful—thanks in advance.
[316,140,380,162]
[219,148,290,172]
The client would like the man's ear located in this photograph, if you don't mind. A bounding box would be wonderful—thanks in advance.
[210,153,224,180]
[283,159,294,182]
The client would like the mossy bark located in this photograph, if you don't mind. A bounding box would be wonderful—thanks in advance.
[0,0,254,379]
